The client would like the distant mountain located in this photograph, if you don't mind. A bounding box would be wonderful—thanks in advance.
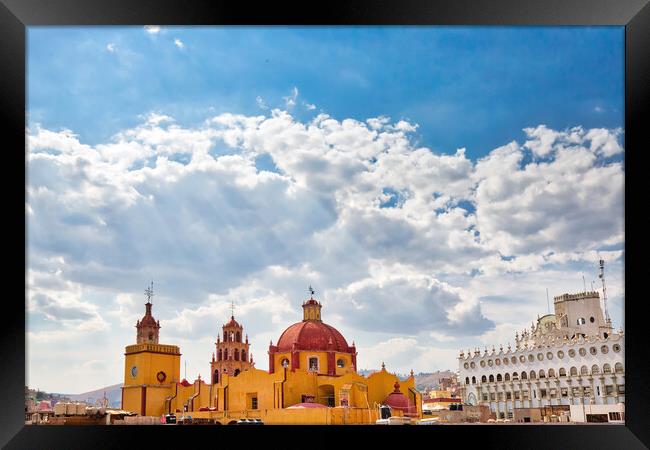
[64,383,123,408]
[414,371,456,391]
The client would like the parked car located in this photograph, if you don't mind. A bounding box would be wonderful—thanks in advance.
[164,414,176,424]
[236,418,263,425]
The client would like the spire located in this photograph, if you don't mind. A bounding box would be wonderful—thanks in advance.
[230,300,235,319]
[381,361,386,371]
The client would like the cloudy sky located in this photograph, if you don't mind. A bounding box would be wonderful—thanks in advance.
[27,26,624,394]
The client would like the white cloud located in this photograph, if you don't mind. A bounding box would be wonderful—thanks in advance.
[106,43,116,53]
[144,25,161,34]
[174,38,184,49]
[283,87,299,109]
[26,111,624,390]
[256,96,269,110]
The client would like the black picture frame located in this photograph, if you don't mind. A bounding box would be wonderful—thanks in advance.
[2,0,648,448]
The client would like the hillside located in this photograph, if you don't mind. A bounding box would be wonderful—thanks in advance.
[64,383,123,408]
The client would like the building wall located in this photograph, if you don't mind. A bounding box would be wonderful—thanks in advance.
[569,402,625,423]
[459,334,624,418]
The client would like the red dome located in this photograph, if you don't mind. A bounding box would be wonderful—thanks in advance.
[224,316,241,328]
[383,382,416,415]
[276,321,352,352]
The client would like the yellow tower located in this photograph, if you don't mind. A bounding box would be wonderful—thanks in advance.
[121,282,181,416]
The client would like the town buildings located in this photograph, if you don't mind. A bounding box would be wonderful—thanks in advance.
[458,286,624,423]
[121,287,422,424]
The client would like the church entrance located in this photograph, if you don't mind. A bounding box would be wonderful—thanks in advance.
[318,385,335,407]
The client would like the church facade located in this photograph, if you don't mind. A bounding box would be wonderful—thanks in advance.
[121,288,422,424]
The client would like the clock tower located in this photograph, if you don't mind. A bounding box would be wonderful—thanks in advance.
[122,282,181,417]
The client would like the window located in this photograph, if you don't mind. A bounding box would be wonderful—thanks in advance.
[537,353,544,361]
[528,354,535,362]
[497,392,503,401]
[512,372,519,381]
[521,372,528,380]
[464,363,469,369]
[596,386,600,396]
[480,360,486,367]
[470,362,476,369]
[540,389,547,399]
[251,397,257,409]
[337,359,345,368]
[507,412,514,419]
[550,388,557,398]
[241,350,246,361]
[506,392,512,400]
[577,318,586,325]
[617,384,625,394]
[568,349,576,357]
[519,355,526,363]
[590,347,597,355]
[308,357,319,372]
[472,376,476,384]
[580,366,589,375]
[247,393,258,410]
[497,373,502,382]
[605,385,614,395]
[529,371,536,380]
[490,393,496,401]
[533,390,536,399]
[572,387,582,397]
[548,369,555,378]
[514,391,520,400]
[495,358,501,366]
[523,391,529,400]
[511,357,517,364]
[482,375,487,383]
[465,377,470,385]
[488,359,493,367]
[539,370,546,378]
[482,393,488,402]
[603,364,612,374]
[561,388,568,398]
[615,363,624,373]
[570,367,578,376]
[584,387,591,397]
[559,368,566,377]
[504,373,510,381]
[281,358,290,368]
[590,317,595,323]
[234,369,241,376]
[489,375,494,382]
[504,358,509,365]
[557,350,564,359]
[609,412,622,421]
[613,344,621,353]
[546,352,553,360]
[579,348,587,356]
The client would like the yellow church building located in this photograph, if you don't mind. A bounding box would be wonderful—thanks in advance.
[121,285,423,424]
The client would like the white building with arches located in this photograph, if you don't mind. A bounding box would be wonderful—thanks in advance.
[458,290,624,421]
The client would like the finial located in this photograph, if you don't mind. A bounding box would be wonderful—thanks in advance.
[410,369,414,377]
[507,343,511,351]
[381,361,386,370]
[230,300,235,318]
[499,344,503,352]
[144,281,155,304]
[308,285,315,298]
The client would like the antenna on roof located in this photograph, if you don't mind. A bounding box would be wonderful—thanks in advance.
[582,273,586,292]
[598,259,611,324]
[546,288,550,314]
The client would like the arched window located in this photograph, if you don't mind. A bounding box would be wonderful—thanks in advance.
[234,369,240,376]
[592,365,600,375]
[241,350,246,362]
[489,374,494,382]
[213,370,219,384]
[496,374,503,382]
[218,349,222,361]
[529,370,536,380]
[512,372,519,380]
[465,377,470,385]
[615,363,624,373]
[236,331,241,342]
[481,375,487,383]
[570,367,578,376]
[580,365,589,375]
[603,364,612,374]
[504,373,511,381]
[559,368,567,377]
[548,369,555,378]
[539,369,546,378]
[224,331,228,341]
[234,349,240,361]
[521,372,528,380]
[472,376,476,384]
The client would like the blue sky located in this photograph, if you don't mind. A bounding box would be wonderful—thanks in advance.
[28,26,623,156]
[26,26,624,394]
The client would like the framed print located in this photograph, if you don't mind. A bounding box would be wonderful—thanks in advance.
[2,0,649,448]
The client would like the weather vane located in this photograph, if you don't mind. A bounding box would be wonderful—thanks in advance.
[230,300,235,317]
[145,280,154,304]
[308,285,315,298]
